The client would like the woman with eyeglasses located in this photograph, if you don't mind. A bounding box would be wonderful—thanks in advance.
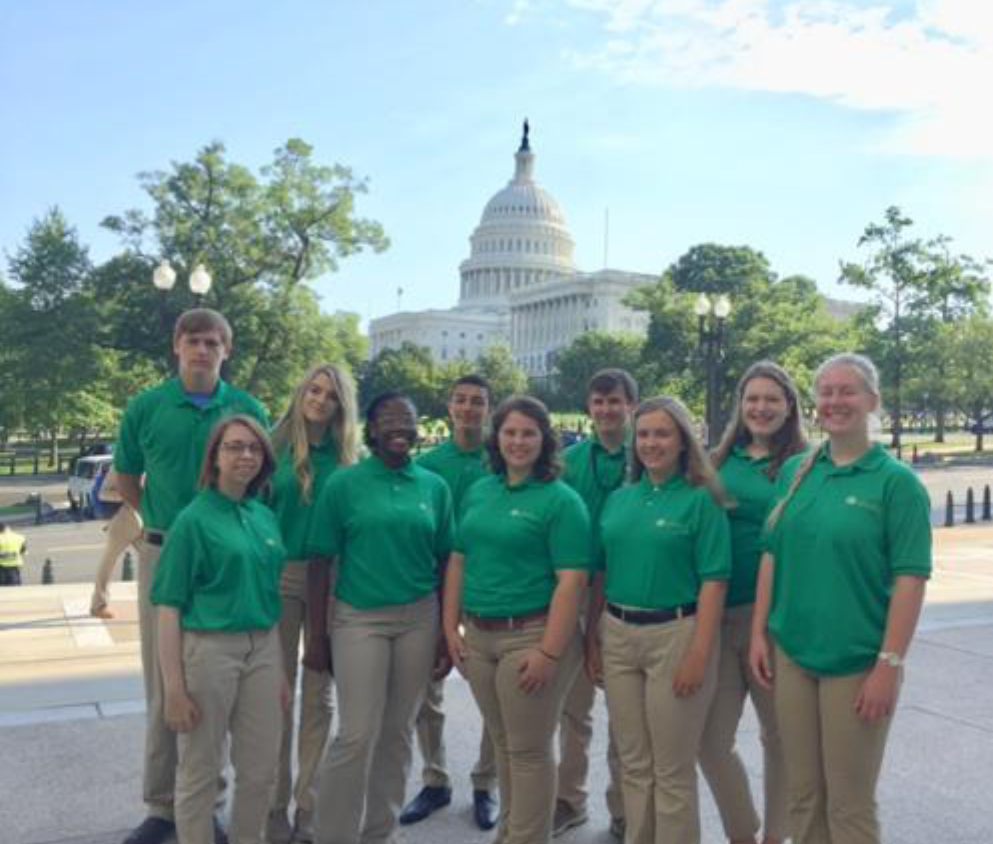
[306,391,454,844]
[265,364,360,844]
[152,414,286,844]
[443,394,590,844]
[587,396,731,844]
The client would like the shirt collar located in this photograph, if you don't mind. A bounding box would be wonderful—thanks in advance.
[817,441,887,474]
[639,471,686,492]
[731,443,770,467]
[367,454,417,480]
[166,377,226,408]
[500,473,542,492]
[591,433,629,459]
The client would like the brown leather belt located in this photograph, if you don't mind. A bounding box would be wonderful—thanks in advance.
[465,607,548,631]
[144,529,166,546]
[606,602,697,626]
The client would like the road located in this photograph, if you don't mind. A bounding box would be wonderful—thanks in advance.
[3,461,992,585]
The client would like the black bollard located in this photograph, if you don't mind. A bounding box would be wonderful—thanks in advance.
[121,551,134,582]
[966,488,976,523]
[33,452,39,475]
[984,485,991,522]
[945,491,955,527]
[41,558,54,584]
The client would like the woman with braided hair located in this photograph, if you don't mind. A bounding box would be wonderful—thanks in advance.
[749,353,931,844]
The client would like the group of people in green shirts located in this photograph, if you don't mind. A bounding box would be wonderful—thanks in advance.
[108,305,930,844]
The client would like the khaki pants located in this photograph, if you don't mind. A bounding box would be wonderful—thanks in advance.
[602,613,717,844]
[176,628,283,844]
[273,561,334,816]
[137,538,178,820]
[698,604,786,841]
[314,595,438,844]
[464,620,582,844]
[557,664,625,818]
[415,676,498,791]
[774,646,895,844]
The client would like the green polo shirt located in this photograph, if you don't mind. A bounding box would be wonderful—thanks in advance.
[114,378,269,532]
[307,456,454,609]
[599,473,731,610]
[455,474,591,617]
[416,439,488,519]
[563,435,629,550]
[765,443,932,676]
[151,489,286,631]
[719,446,782,607]
[267,437,340,560]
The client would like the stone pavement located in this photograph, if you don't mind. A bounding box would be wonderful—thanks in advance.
[2,527,992,844]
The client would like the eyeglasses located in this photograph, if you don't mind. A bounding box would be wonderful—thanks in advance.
[220,441,264,456]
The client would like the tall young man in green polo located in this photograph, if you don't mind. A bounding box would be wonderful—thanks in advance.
[114,309,268,844]
[554,368,637,839]
[399,374,499,831]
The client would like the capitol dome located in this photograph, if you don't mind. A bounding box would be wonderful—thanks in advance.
[458,122,576,309]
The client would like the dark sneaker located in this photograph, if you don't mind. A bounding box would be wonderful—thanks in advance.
[122,818,175,844]
[609,815,626,840]
[551,799,588,837]
[399,785,453,825]
[472,789,498,831]
[212,814,228,844]
[266,810,292,844]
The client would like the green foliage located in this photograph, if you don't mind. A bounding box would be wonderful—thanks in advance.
[553,331,646,410]
[945,316,993,450]
[359,343,445,418]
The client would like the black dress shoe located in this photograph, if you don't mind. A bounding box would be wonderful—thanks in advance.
[399,785,453,825]
[122,817,175,844]
[212,815,229,844]
[473,789,498,831]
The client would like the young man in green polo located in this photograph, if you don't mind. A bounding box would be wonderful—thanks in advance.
[554,368,637,839]
[399,374,499,831]
[114,309,268,844]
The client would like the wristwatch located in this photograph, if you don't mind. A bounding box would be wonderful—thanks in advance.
[877,651,904,668]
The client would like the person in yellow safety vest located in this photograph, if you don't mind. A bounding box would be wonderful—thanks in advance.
[0,521,27,586]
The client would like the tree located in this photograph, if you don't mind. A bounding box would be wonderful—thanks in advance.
[839,207,931,452]
[668,244,773,295]
[2,208,103,459]
[553,331,646,410]
[947,316,993,451]
[471,345,528,405]
[97,139,388,410]
[359,343,445,419]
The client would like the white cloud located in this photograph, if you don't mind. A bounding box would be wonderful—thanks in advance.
[551,0,993,157]
[506,0,534,25]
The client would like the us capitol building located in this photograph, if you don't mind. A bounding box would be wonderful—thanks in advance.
[369,123,655,378]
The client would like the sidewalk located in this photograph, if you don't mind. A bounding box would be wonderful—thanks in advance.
[2,527,992,844]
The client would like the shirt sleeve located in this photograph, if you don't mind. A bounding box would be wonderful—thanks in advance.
[884,469,932,578]
[547,486,592,571]
[307,475,345,558]
[150,512,197,609]
[694,493,732,581]
[113,397,145,476]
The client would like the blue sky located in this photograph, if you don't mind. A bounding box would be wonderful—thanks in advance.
[2,0,990,327]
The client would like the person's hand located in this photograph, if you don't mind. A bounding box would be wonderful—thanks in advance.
[517,647,557,695]
[749,630,774,690]
[445,626,468,677]
[855,663,900,722]
[302,633,331,674]
[432,634,453,681]
[164,686,200,732]
[585,634,603,688]
[672,647,707,697]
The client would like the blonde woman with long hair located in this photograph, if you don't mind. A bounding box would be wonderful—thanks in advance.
[266,364,359,844]
[587,396,731,844]
[749,353,931,844]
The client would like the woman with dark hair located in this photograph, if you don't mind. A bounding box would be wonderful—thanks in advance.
[587,396,731,844]
[266,363,360,844]
[443,395,591,844]
[750,354,930,844]
[152,414,286,844]
[699,361,806,844]
[306,391,454,844]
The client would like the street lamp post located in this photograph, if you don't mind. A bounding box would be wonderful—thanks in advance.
[152,260,212,298]
[694,293,732,446]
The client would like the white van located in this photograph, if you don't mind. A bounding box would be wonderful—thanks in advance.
[68,455,114,513]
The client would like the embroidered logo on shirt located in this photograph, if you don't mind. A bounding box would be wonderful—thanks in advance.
[844,495,882,515]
